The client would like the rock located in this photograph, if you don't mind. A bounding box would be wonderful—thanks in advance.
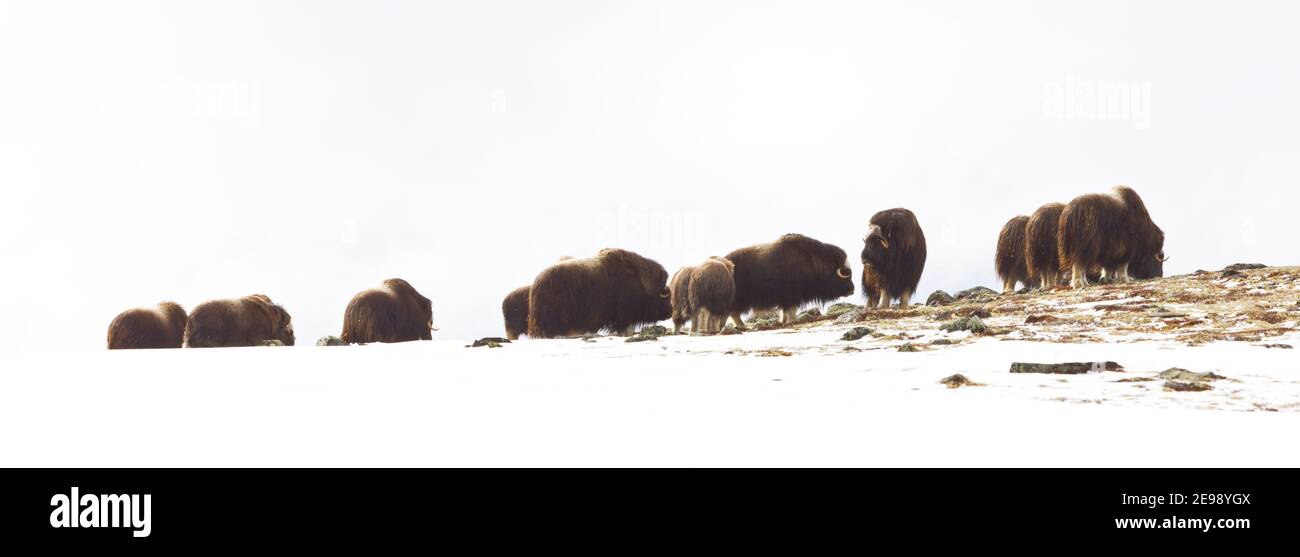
[931,310,954,321]
[1261,344,1293,349]
[1220,269,1243,278]
[939,374,984,389]
[1157,368,1225,382]
[941,315,987,333]
[719,326,743,336]
[638,325,669,337]
[926,290,955,306]
[1009,361,1124,374]
[840,327,873,341]
[834,308,867,324]
[930,339,956,346]
[1024,314,1061,324]
[757,349,793,357]
[1164,381,1213,392]
[1222,263,1266,272]
[797,308,822,321]
[624,333,659,343]
[260,340,284,347]
[897,343,920,352]
[826,303,859,317]
[316,336,347,346]
[468,337,511,348]
[956,306,991,319]
[751,308,779,320]
[955,286,999,300]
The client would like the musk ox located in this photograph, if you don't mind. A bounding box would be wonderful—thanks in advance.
[1058,186,1166,288]
[1024,202,1066,289]
[184,294,295,348]
[502,285,531,340]
[860,209,927,308]
[995,215,1031,293]
[340,278,433,344]
[527,248,672,338]
[725,233,854,328]
[106,302,187,350]
[669,256,735,335]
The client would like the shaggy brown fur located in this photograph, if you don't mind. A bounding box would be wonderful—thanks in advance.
[1024,202,1066,289]
[860,264,882,309]
[687,256,735,335]
[669,266,695,334]
[341,278,433,344]
[1058,186,1165,288]
[527,249,672,338]
[995,215,1031,293]
[501,285,531,340]
[184,294,295,348]
[861,208,927,308]
[107,302,187,350]
[725,233,854,328]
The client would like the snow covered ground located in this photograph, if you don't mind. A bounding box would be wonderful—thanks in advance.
[2,323,1298,467]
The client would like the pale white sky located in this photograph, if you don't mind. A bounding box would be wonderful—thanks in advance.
[2,0,1297,351]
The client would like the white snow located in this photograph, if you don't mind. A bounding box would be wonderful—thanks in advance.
[3,326,1298,467]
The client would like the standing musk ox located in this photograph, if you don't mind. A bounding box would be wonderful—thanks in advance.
[1058,186,1167,288]
[107,302,187,350]
[1024,202,1066,289]
[860,209,927,308]
[341,278,433,344]
[184,294,296,348]
[669,257,736,335]
[995,215,1031,293]
[527,249,672,338]
[725,233,854,328]
[501,285,531,340]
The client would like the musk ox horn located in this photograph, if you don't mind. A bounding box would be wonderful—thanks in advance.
[1157,252,1169,263]
[836,266,852,279]
[659,287,671,298]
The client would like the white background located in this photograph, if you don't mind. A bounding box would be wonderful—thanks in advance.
[2,0,1298,350]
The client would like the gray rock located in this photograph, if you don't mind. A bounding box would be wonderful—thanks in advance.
[1157,368,1225,382]
[1164,381,1212,392]
[468,337,511,348]
[926,290,955,307]
[939,374,983,389]
[316,336,347,347]
[941,315,988,333]
[1222,263,1266,272]
[834,308,867,324]
[826,303,859,317]
[840,327,873,341]
[955,286,999,300]
[260,339,284,347]
[1009,361,1124,374]
[797,308,823,321]
[897,343,920,352]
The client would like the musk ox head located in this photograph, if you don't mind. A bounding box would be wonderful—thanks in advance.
[1130,250,1168,280]
[384,278,433,329]
[249,294,296,346]
[599,248,673,324]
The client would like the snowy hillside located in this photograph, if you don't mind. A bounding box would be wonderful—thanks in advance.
[1,266,1297,467]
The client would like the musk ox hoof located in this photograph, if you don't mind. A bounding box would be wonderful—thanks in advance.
[925,290,955,306]
[316,336,347,346]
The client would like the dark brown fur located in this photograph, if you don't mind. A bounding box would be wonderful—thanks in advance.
[341,278,433,344]
[726,233,854,327]
[1024,202,1066,288]
[860,264,882,309]
[687,256,735,334]
[527,249,672,338]
[995,215,1031,293]
[107,302,187,350]
[669,266,695,334]
[184,294,296,348]
[860,208,927,308]
[1058,186,1165,288]
[502,286,531,340]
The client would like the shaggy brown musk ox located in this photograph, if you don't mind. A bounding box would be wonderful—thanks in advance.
[184,294,296,348]
[527,249,672,338]
[341,278,433,344]
[671,256,735,335]
[668,265,694,335]
[501,285,531,340]
[860,209,927,308]
[1058,186,1166,288]
[995,215,1031,293]
[1024,202,1065,289]
[107,302,187,349]
[725,234,854,328]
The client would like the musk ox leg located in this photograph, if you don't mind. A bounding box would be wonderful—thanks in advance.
[898,291,912,309]
[1114,263,1131,283]
[729,312,747,331]
[695,309,712,335]
[1002,278,1016,295]
[781,306,799,324]
[1070,263,1091,289]
[505,331,519,341]
[877,295,891,309]
[673,319,684,335]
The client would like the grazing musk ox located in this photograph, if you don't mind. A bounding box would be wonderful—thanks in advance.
[1058,186,1167,288]
[341,278,433,344]
[501,285,531,340]
[1024,202,1066,289]
[107,302,187,350]
[527,249,672,338]
[671,256,735,335]
[860,209,927,308]
[184,294,296,348]
[995,215,1031,293]
[725,233,854,328]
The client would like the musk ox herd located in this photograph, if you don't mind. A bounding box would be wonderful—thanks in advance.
[996,186,1167,293]
[107,187,1168,349]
